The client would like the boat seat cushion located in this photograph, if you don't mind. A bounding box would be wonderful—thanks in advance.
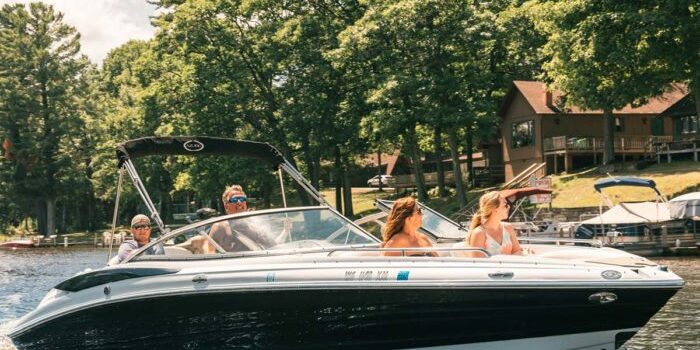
[164,246,193,255]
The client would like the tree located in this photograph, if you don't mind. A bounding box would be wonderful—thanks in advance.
[530,0,672,164]
[0,2,88,235]
[643,1,700,117]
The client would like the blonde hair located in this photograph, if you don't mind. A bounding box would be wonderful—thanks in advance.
[467,191,502,238]
[221,184,245,203]
[382,197,418,244]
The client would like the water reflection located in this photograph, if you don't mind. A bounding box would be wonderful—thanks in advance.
[623,257,700,349]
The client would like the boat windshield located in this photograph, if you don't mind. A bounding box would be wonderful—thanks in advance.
[376,200,466,240]
[130,207,379,260]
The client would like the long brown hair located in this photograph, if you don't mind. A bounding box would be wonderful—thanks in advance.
[468,191,502,237]
[382,197,418,244]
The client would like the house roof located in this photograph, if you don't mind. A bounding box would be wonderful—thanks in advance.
[365,151,401,175]
[365,151,484,175]
[499,81,689,117]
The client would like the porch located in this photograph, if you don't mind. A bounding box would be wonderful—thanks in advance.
[654,138,700,163]
[543,135,674,173]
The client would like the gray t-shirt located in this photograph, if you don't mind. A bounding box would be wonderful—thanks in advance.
[116,240,164,263]
[209,220,266,252]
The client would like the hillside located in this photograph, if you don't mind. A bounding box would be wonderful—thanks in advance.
[549,161,700,208]
[319,161,699,221]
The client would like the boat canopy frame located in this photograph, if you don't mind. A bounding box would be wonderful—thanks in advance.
[593,177,660,195]
[593,176,665,209]
[108,136,329,264]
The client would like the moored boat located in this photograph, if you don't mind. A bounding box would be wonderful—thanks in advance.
[0,240,36,249]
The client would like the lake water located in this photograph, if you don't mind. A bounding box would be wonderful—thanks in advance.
[0,248,697,349]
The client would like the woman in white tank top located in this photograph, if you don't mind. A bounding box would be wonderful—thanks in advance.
[466,191,523,256]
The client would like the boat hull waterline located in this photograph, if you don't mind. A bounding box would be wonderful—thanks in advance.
[9,284,679,350]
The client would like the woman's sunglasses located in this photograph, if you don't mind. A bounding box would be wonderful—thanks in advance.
[132,224,151,230]
[415,207,423,215]
[228,196,247,204]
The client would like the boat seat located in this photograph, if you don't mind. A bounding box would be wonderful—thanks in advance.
[164,246,193,255]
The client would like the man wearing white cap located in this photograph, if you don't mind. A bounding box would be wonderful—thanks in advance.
[113,214,164,264]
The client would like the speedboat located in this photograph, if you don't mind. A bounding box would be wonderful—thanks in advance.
[6,137,683,350]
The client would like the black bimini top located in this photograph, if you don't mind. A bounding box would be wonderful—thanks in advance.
[116,136,286,168]
[594,177,659,194]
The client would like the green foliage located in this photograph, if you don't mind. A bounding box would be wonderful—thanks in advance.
[1,0,694,231]
[0,2,91,234]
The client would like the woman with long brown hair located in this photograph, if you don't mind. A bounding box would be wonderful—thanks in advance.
[467,191,523,256]
[381,197,435,257]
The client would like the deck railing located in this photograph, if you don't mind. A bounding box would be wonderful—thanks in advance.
[543,135,673,153]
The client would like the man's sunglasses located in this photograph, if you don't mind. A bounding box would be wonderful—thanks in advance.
[228,196,247,204]
[132,224,151,230]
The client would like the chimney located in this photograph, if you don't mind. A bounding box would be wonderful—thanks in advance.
[545,90,554,109]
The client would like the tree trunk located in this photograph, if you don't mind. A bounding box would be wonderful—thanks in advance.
[447,128,467,207]
[694,86,700,123]
[374,150,382,191]
[406,125,428,202]
[334,146,343,214]
[603,108,615,165]
[301,139,320,190]
[465,124,474,187]
[36,201,46,235]
[312,156,321,190]
[262,181,272,209]
[342,157,354,217]
[85,157,96,231]
[434,127,447,197]
[60,203,66,233]
[46,198,56,236]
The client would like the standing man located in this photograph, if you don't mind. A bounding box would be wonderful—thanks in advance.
[111,214,164,264]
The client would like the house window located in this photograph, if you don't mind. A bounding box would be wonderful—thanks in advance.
[681,115,698,134]
[615,117,625,132]
[511,120,535,148]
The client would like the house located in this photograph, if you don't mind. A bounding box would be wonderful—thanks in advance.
[497,81,696,181]
[364,151,499,187]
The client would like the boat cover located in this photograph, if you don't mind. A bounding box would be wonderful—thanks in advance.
[593,177,659,194]
[581,202,671,225]
[116,136,286,168]
[669,192,700,219]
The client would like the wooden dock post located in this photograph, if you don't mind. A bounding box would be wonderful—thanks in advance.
[593,141,597,164]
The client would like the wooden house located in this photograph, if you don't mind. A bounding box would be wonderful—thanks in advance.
[497,81,695,181]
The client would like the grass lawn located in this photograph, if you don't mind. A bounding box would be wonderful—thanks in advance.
[320,188,395,217]
[548,160,700,208]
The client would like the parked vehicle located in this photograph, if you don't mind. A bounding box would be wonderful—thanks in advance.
[366,174,394,187]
